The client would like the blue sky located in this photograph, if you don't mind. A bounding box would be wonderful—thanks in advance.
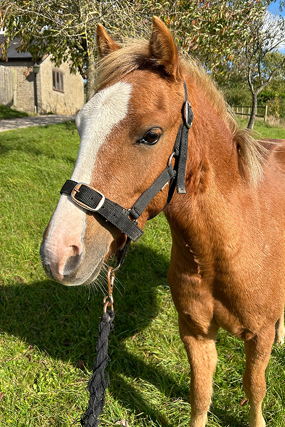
[268,1,285,15]
[267,1,285,52]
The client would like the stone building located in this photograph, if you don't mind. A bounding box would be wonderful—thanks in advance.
[0,37,84,115]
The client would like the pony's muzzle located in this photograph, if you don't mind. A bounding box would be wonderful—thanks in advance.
[40,240,84,285]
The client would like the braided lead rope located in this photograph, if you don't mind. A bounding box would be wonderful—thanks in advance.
[80,268,116,427]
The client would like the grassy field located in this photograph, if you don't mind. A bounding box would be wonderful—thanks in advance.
[0,121,285,427]
[237,118,285,139]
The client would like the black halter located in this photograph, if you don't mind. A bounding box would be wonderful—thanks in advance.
[60,82,193,243]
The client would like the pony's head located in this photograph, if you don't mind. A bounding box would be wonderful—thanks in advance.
[40,17,188,286]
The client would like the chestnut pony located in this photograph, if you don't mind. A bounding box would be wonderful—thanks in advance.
[40,17,285,427]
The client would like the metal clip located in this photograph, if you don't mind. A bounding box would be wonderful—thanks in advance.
[103,267,116,313]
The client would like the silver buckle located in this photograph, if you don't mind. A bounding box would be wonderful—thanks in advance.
[71,183,105,212]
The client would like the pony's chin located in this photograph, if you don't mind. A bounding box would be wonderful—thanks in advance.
[63,257,105,287]
[44,257,105,287]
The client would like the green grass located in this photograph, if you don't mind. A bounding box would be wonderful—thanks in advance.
[237,118,285,139]
[0,122,285,427]
[0,105,30,120]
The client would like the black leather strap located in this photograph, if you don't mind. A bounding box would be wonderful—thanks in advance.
[129,165,176,220]
[175,83,193,194]
[60,180,143,242]
[176,124,189,194]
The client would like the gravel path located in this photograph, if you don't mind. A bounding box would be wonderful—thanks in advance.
[0,114,76,132]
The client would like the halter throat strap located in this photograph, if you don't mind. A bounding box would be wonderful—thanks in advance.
[60,82,193,242]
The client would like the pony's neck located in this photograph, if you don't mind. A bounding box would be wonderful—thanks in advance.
[184,80,240,196]
[165,82,242,269]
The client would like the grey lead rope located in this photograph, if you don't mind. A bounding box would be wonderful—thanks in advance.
[80,309,115,427]
[80,266,117,427]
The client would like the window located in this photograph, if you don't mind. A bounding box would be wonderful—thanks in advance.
[52,70,64,92]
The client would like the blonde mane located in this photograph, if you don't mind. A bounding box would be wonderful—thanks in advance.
[95,40,266,185]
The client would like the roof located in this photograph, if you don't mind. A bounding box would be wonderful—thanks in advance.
[0,36,33,59]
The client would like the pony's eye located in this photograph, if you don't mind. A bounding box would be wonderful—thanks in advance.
[137,128,162,145]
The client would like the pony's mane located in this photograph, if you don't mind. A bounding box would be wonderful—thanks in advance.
[95,40,266,185]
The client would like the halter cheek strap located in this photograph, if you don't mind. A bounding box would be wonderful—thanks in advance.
[60,82,193,243]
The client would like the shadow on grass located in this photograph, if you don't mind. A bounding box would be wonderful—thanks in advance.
[0,105,29,120]
[0,243,186,425]
[0,242,246,427]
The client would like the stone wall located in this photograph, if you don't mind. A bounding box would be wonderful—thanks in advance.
[0,56,84,115]
[0,60,35,113]
[38,56,84,115]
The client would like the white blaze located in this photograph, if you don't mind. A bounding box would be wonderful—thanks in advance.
[44,81,132,259]
[73,81,132,183]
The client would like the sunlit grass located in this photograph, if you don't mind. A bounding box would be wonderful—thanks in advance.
[237,118,285,139]
[0,123,284,426]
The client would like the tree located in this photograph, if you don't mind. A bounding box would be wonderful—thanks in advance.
[164,0,268,75]
[0,0,150,101]
[243,10,285,129]
[0,0,269,101]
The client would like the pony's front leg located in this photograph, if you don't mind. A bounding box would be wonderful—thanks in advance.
[243,326,276,427]
[179,316,218,427]
[275,307,284,344]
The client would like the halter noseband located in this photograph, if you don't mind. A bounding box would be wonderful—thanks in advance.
[60,82,193,243]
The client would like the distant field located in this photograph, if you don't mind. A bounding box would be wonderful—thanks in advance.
[236,118,285,139]
[0,122,284,427]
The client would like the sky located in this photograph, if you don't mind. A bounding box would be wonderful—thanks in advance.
[268,0,285,15]
[267,1,285,52]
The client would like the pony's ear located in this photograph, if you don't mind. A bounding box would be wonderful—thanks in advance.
[149,16,181,80]
[96,24,121,58]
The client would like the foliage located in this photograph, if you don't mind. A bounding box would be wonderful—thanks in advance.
[0,122,285,426]
[0,0,270,100]
[0,0,150,100]
[219,74,285,120]
[244,30,285,94]
[217,3,285,129]
[238,9,285,128]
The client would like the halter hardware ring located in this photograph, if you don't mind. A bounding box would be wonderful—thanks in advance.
[71,183,105,212]
[103,295,114,313]
[184,101,193,129]
[168,151,176,167]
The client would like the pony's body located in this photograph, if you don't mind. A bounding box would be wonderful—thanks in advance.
[40,17,285,427]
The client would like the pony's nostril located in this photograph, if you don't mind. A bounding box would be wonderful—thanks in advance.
[64,253,82,275]
[57,244,83,277]
[69,244,81,257]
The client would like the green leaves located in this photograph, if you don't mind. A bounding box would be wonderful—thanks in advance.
[0,0,281,98]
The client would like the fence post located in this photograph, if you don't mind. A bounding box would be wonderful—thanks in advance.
[264,105,268,122]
